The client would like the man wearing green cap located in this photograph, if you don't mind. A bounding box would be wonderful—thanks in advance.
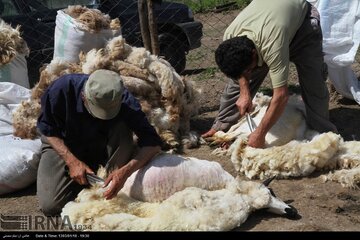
[37,69,162,216]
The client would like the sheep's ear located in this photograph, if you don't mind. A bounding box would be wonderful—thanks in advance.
[262,175,276,186]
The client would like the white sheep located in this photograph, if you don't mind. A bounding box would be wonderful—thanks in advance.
[61,153,297,231]
[210,93,360,188]
[208,93,316,152]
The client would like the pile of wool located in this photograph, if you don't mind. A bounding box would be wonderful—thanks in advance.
[61,153,293,231]
[13,35,201,151]
[230,132,360,188]
[12,59,82,139]
[209,93,360,188]
[64,5,121,33]
[0,20,29,65]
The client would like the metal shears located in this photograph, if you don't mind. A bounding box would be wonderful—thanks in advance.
[245,113,257,132]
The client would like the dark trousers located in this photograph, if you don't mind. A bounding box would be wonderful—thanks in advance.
[37,121,134,216]
[212,3,337,134]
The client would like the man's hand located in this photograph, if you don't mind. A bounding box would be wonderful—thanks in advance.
[103,168,129,200]
[67,160,94,185]
[237,75,253,116]
[247,131,265,148]
[236,94,253,116]
[45,136,94,185]
[201,128,217,138]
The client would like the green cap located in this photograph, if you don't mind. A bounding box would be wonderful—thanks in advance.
[84,69,124,120]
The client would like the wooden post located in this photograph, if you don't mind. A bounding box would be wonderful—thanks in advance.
[138,0,151,51]
[147,0,160,55]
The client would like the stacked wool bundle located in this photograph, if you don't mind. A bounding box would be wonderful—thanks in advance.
[209,93,360,188]
[13,35,201,150]
[61,153,291,231]
[0,20,29,66]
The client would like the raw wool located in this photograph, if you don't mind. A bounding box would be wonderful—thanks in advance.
[322,140,360,188]
[12,34,201,150]
[210,93,360,188]
[61,153,290,231]
[231,132,341,180]
[79,35,200,150]
[0,20,29,65]
[323,168,360,189]
[64,5,121,33]
[12,58,82,139]
[230,131,360,188]
[125,47,151,69]
[331,140,360,169]
[79,48,111,74]
[12,100,40,139]
[114,61,149,80]
[53,7,121,63]
[0,21,30,88]
[105,35,132,61]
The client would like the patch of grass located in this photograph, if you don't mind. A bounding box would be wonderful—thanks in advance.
[193,67,219,81]
[171,0,251,13]
[259,84,302,96]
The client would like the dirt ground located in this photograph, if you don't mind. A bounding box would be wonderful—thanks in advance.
[1,9,360,232]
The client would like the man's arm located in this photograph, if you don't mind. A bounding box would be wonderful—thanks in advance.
[248,86,289,148]
[236,73,253,115]
[103,145,161,200]
[46,136,94,185]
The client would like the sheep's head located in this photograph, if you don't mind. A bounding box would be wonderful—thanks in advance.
[233,177,299,219]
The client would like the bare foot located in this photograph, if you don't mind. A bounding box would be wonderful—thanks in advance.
[201,128,217,138]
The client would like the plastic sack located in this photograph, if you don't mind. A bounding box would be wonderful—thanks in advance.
[0,82,41,194]
[53,10,121,63]
[0,135,41,194]
[313,0,360,104]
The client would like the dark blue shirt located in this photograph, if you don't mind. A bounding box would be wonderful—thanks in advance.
[37,74,162,167]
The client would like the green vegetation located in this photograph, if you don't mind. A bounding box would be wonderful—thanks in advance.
[171,0,251,13]
[192,67,219,81]
[259,84,302,96]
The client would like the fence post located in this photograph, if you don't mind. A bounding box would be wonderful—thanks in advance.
[147,0,160,55]
[138,0,151,52]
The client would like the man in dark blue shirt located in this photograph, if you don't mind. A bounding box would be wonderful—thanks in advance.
[37,69,162,216]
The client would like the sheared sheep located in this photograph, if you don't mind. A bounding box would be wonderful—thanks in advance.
[209,93,360,188]
[61,153,298,231]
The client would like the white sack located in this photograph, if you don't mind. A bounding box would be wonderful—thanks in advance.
[0,82,41,194]
[314,0,360,104]
[54,10,121,62]
[0,135,41,194]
